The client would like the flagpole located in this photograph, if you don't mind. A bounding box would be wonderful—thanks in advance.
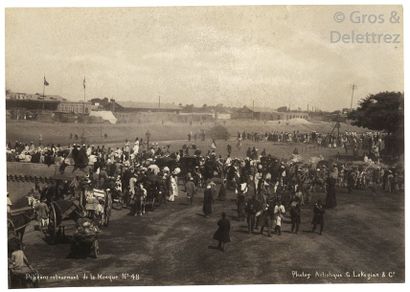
[43,74,45,98]
[42,74,45,111]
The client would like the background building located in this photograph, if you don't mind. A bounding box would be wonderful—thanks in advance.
[56,101,97,114]
[232,106,280,120]
[232,106,310,120]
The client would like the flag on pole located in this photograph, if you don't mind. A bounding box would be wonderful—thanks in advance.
[83,77,86,89]
[44,76,49,86]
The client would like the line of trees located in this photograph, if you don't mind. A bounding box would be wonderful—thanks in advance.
[348,91,404,156]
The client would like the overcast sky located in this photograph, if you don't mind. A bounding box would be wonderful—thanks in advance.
[6,6,403,110]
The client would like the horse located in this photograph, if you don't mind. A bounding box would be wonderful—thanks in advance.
[8,207,36,243]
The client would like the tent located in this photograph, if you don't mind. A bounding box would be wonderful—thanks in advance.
[89,110,117,124]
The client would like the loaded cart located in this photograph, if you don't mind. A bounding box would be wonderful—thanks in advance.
[69,218,100,258]
[84,188,112,227]
[44,199,84,244]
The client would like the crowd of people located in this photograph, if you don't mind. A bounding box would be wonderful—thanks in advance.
[7,130,387,165]
[10,135,401,212]
[7,129,403,259]
[235,130,387,159]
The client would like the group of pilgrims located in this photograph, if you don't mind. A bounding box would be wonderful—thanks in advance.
[236,130,387,159]
[8,129,403,248]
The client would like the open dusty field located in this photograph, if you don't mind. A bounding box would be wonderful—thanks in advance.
[6,119,366,146]
[18,185,404,286]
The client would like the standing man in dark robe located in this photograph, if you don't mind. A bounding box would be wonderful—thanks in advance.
[185,177,196,205]
[213,212,231,251]
[312,200,325,235]
[290,197,301,234]
[76,145,89,169]
[203,184,213,217]
[121,167,133,205]
[325,173,337,208]
[245,195,259,233]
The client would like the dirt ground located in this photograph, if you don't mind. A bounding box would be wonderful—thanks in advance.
[19,185,404,287]
[6,119,366,146]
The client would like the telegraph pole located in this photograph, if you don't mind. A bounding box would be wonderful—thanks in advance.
[350,84,357,110]
[158,95,161,108]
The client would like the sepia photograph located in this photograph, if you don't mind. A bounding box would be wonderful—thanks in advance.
[4,3,405,288]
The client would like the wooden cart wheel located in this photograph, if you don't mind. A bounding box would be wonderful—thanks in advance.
[47,203,58,244]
